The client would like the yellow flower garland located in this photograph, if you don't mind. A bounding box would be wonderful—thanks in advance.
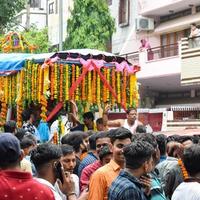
[96,74,101,105]
[16,70,24,127]
[75,65,80,101]
[117,71,121,103]
[0,61,140,129]
[88,71,92,103]
[106,68,110,102]
[54,63,58,100]
[65,64,69,101]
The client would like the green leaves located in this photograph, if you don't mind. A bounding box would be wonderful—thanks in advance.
[22,26,51,53]
[0,0,25,32]
[64,0,115,51]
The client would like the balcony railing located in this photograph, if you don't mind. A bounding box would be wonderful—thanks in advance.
[120,51,139,64]
[121,43,179,63]
[187,35,200,49]
[147,43,179,61]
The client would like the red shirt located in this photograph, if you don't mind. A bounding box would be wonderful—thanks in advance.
[0,170,55,200]
[80,160,102,192]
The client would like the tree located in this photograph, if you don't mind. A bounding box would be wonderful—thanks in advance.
[22,26,51,53]
[64,0,115,51]
[0,0,25,32]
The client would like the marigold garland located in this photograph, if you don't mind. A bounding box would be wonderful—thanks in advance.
[0,100,7,127]
[40,66,49,122]
[92,70,96,103]
[39,68,44,103]
[129,74,136,107]
[111,68,116,105]
[8,76,12,105]
[16,70,24,127]
[54,63,58,100]
[88,71,92,103]
[122,70,127,109]
[50,64,54,100]
[117,71,121,104]
[59,64,63,102]
[4,76,8,104]
[96,74,101,105]
[0,61,140,129]
[178,159,189,180]
[65,64,69,101]
[81,68,86,101]
[103,68,107,103]
[71,64,75,100]
[75,65,80,101]
[34,64,38,102]
[0,78,4,100]
[27,61,32,103]
[106,68,110,102]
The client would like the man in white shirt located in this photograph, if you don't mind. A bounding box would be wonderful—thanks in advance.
[172,144,200,200]
[55,144,80,200]
[103,105,142,134]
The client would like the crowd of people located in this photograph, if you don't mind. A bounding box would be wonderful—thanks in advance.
[0,106,200,200]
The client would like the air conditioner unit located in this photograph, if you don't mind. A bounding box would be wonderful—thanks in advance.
[136,17,154,31]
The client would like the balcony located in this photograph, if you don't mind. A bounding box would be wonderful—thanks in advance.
[121,43,182,92]
[122,38,200,92]
[139,0,200,16]
[124,43,180,79]
[181,35,200,85]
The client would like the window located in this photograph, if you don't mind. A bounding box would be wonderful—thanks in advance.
[119,0,129,26]
[30,0,41,8]
[49,2,54,14]
[161,29,190,46]
[160,29,190,58]
[196,5,200,13]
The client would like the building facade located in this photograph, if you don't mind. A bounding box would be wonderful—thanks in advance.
[109,0,200,131]
[47,0,73,47]
[15,0,47,31]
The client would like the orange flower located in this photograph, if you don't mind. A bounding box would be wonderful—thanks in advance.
[178,158,189,180]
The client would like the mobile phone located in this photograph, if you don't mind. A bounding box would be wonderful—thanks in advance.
[54,161,64,184]
[143,173,150,179]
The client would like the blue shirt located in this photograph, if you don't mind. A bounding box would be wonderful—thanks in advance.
[150,170,166,200]
[108,170,148,200]
[78,152,98,177]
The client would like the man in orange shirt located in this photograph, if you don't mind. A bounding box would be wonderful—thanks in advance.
[88,127,132,200]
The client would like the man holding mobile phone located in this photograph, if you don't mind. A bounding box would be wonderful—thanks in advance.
[55,144,80,200]
[31,143,77,200]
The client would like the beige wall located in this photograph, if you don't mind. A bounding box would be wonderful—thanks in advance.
[48,0,73,46]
